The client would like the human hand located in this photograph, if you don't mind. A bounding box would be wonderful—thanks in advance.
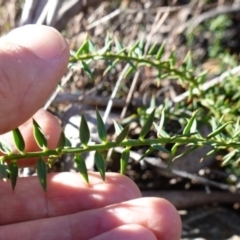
[0,25,181,240]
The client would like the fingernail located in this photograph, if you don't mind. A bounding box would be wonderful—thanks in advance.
[4,25,67,60]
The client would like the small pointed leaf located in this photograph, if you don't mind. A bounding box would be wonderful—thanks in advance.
[139,109,156,139]
[0,138,12,154]
[116,125,130,144]
[115,37,123,52]
[183,111,198,134]
[207,122,232,139]
[120,148,130,174]
[33,119,47,149]
[151,144,170,153]
[9,161,18,191]
[94,151,106,181]
[37,158,47,192]
[156,42,165,60]
[79,115,90,145]
[57,131,66,149]
[76,40,89,57]
[12,128,25,152]
[0,160,8,179]
[96,110,107,142]
[74,154,89,183]
[113,121,123,135]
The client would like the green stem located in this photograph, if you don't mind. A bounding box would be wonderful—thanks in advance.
[70,53,197,84]
[1,136,237,162]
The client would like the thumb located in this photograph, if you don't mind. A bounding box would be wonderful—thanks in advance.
[0,24,69,134]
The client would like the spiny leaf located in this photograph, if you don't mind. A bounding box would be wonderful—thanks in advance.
[37,158,47,192]
[0,160,8,179]
[138,147,154,161]
[116,125,130,144]
[76,40,89,57]
[0,138,12,154]
[74,154,89,183]
[172,145,199,161]
[183,111,198,135]
[159,108,165,129]
[115,37,124,52]
[99,40,112,54]
[120,148,130,174]
[151,144,170,153]
[94,151,106,181]
[148,43,157,55]
[12,128,25,152]
[222,150,237,166]
[96,110,107,142]
[171,143,179,156]
[129,40,140,56]
[113,121,123,135]
[139,109,156,139]
[207,122,232,139]
[79,114,90,146]
[8,161,18,191]
[88,39,97,53]
[82,61,93,77]
[158,128,170,138]
[32,119,47,149]
[156,42,165,60]
[57,131,66,149]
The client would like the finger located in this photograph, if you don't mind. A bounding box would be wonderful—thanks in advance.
[0,197,181,240]
[90,224,158,240]
[0,109,62,167]
[0,24,69,134]
[0,172,141,225]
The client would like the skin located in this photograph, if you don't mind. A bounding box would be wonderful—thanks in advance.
[0,25,181,240]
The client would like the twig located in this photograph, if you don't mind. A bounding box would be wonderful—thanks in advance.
[103,64,130,123]
[44,70,73,110]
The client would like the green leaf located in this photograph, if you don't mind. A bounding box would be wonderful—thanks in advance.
[79,114,90,146]
[156,42,165,60]
[172,145,199,161]
[113,121,123,135]
[94,151,106,181]
[222,150,237,165]
[99,40,112,54]
[76,40,89,57]
[57,131,66,149]
[96,110,107,142]
[65,136,72,148]
[82,61,93,77]
[138,147,154,161]
[158,129,170,138]
[171,143,179,156]
[115,37,124,52]
[8,161,18,191]
[151,144,170,153]
[148,43,157,55]
[74,154,89,183]
[183,111,198,134]
[88,39,97,53]
[129,40,140,56]
[116,125,130,144]
[0,160,8,179]
[37,158,47,192]
[120,148,130,174]
[33,119,47,149]
[0,138,12,154]
[12,128,25,152]
[139,109,156,139]
[207,122,232,139]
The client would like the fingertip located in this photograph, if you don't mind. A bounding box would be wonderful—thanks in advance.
[148,197,182,240]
